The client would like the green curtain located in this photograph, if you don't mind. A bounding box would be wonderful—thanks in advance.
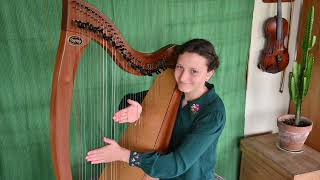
[0,0,254,179]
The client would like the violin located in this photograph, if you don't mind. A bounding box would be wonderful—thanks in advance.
[258,0,289,73]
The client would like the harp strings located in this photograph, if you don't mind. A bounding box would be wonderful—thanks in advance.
[102,24,107,180]
[47,0,159,179]
[74,1,150,179]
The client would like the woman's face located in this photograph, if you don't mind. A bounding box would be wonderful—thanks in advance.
[174,52,214,94]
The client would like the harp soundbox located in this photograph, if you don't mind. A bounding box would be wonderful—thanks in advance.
[50,0,182,179]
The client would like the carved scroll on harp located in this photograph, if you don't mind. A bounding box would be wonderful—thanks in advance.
[50,0,181,179]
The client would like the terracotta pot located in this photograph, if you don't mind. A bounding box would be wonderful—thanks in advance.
[277,114,313,152]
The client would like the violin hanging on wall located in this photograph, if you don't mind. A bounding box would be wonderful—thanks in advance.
[258,0,290,73]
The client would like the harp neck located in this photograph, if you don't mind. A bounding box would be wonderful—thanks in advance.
[61,0,178,76]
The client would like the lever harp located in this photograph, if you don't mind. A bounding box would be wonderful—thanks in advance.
[50,0,182,179]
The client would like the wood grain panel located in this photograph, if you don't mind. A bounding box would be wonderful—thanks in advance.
[289,0,320,152]
[240,134,320,180]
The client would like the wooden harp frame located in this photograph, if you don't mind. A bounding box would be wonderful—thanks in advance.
[50,0,182,179]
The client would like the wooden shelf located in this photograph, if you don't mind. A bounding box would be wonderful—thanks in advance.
[240,133,320,180]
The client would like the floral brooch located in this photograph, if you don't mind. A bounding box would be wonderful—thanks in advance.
[190,103,200,113]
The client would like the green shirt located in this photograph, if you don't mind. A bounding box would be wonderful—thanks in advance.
[128,83,226,180]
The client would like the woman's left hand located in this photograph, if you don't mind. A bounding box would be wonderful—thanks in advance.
[86,137,130,164]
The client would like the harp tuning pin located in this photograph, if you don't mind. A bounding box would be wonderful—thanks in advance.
[88,24,94,31]
[102,33,107,39]
[93,27,99,33]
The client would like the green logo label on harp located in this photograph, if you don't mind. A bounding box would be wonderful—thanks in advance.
[68,36,83,45]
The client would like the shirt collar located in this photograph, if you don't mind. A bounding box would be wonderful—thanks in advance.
[182,82,217,111]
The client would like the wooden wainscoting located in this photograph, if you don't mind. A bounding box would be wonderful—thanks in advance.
[289,0,320,152]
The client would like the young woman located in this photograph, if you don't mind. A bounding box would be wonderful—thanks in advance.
[86,39,226,180]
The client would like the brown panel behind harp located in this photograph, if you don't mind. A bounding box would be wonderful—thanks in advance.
[50,0,181,179]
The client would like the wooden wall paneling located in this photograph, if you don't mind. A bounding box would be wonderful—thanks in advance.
[289,0,320,151]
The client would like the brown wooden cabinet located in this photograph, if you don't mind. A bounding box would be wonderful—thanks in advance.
[240,133,320,180]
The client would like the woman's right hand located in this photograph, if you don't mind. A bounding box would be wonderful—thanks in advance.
[113,99,142,123]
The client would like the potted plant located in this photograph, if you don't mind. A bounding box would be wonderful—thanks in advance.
[277,6,317,152]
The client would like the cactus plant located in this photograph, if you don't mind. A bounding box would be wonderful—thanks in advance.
[289,6,317,126]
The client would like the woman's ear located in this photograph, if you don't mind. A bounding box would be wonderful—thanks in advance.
[206,70,215,81]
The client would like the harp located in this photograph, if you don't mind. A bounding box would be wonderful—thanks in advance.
[50,0,182,179]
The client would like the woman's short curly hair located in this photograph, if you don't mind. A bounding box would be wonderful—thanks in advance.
[177,39,220,71]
